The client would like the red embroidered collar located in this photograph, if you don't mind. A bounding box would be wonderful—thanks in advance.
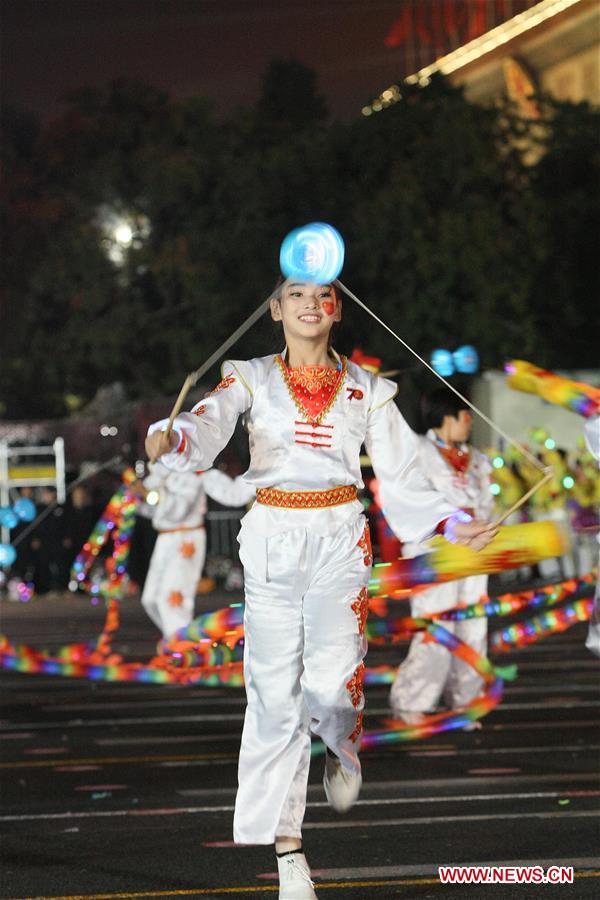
[436,444,471,475]
[276,353,347,425]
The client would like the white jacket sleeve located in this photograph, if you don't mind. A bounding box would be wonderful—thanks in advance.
[147,361,253,472]
[365,378,456,543]
[142,462,169,492]
[473,450,495,520]
[201,469,256,507]
[584,414,600,460]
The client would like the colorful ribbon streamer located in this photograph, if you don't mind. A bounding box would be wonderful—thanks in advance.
[505,360,600,418]
[0,572,594,743]
[491,596,595,652]
[368,520,570,597]
[70,469,138,602]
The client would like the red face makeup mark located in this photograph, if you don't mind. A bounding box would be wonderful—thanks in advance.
[322,300,336,316]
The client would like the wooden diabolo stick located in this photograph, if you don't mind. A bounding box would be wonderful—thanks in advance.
[149,374,195,464]
[493,468,554,527]
[149,296,273,463]
[164,373,196,440]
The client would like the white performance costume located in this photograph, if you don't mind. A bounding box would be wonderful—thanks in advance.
[149,351,456,845]
[141,463,254,639]
[583,414,600,658]
[391,430,494,713]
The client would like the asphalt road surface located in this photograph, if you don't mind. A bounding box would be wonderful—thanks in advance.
[1,588,599,900]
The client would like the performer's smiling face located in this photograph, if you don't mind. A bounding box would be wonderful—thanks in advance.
[271,280,342,341]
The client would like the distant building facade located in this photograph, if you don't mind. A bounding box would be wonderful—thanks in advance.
[365,0,599,115]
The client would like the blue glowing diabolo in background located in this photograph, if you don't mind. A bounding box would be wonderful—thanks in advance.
[430,349,454,378]
[13,497,37,522]
[0,507,19,529]
[280,222,345,284]
[453,345,479,374]
[0,543,17,567]
[430,345,480,377]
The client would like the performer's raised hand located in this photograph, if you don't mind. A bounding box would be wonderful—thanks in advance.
[145,428,178,462]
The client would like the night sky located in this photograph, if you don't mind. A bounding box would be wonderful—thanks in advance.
[2,0,417,121]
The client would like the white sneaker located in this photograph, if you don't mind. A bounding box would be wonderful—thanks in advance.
[323,752,362,813]
[277,852,318,900]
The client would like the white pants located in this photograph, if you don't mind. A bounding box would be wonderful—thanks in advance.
[533,509,576,579]
[390,574,488,713]
[140,528,206,639]
[585,549,600,658]
[234,516,371,844]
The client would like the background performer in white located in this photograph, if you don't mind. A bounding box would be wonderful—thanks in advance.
[138,463,254,640]
[583,413,600,657]
[390,388,494,721]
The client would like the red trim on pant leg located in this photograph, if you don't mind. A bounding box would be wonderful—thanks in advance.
[351,587,369,635]
[357,523,373,566]
[346,661,365,709]
[348,711,363,743]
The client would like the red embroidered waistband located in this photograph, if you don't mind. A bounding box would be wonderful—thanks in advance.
[255,485,358,509]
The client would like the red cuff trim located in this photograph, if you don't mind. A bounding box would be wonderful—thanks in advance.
[175,433,186,455]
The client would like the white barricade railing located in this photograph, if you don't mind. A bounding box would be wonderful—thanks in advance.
[0,438,66,545]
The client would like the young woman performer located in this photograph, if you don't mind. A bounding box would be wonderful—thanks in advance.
[145,280,496,899]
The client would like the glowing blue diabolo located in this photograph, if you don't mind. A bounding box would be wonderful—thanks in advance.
[0,507,18,529]
[0,543,17,567]
[430,349,454,378]
[13,497,36,522]
[279,222,345,284]
[453,345,479,374]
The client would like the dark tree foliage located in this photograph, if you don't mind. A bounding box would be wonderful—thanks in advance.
[1,64,598,419]
[256,59,328,132]
[526,98,600,367]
